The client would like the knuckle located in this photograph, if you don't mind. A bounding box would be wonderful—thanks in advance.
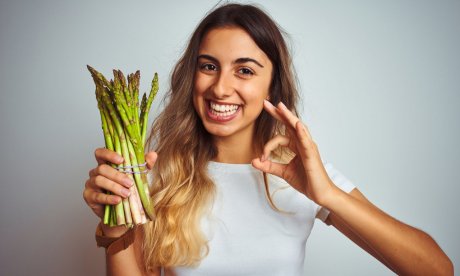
[94,147,105,156]
[82,189,88,202]
[93,175,105,187]
[94,192,105,204]
[310,141,318,150]
[83,189,92,204]
[84,179,91,189]
[94,148,102,159]
[303,138,313,147]
[300,137,310,147]
[95,165,106,176]
[94,166,102,175]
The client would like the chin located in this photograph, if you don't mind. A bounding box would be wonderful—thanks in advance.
[203,123,235,137]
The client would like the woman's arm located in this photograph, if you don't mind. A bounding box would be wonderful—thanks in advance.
[322,188,453,275]
[104,226,160,276]
[253,100,453,276]
[104,226,144,275]
[83,148,160,276]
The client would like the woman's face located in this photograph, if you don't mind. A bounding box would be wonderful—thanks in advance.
[193,27,273,141]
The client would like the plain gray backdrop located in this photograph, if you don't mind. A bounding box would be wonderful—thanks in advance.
[0,0,458,275]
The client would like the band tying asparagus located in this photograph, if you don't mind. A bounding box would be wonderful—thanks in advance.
[87,65,158,227]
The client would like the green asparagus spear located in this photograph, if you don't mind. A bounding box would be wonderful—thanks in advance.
[87,65,158,225]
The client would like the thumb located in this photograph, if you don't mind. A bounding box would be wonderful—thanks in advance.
[145,151,158,170]
[252,157,287,179]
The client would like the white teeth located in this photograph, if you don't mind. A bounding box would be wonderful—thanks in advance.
[209,101,239,116]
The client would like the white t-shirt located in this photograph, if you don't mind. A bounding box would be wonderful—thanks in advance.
[170,161,355,276]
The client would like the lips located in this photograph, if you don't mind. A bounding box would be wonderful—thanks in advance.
[205,100,241,122]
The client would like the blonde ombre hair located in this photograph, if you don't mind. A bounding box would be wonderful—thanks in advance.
[142,3,299,270]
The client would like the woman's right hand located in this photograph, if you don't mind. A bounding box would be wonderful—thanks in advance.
[83,148,158,236]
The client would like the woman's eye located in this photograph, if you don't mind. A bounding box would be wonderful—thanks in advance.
[238,67,254,76]
[200,63,217,71]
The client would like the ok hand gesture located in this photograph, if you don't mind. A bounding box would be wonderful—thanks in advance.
[252,100,336,206]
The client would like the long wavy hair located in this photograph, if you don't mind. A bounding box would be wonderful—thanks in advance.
[143,3,299,269]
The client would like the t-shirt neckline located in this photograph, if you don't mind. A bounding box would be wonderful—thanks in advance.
[208,161,257,174]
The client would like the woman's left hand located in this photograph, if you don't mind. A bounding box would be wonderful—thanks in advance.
[252,100,336,206]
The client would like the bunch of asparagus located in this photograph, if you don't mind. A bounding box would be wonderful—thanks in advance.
[87,65,158,227]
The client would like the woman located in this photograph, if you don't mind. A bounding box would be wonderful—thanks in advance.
[83,4,453,275]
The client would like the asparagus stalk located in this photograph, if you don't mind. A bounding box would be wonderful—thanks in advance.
[96,87,126,225]
[100,83,144,224]
[99,104,113,225]
[141,73,159,144]
[112,124,133,226]
[109,72,155,220]
[88,65,158,226]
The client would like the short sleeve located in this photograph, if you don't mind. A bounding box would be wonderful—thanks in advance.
[315,162,356,222]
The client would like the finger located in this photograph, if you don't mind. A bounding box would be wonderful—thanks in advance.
[264,100,302,139]
[295,121,319,161]
[94,148,124,165]
[88,164,134,188]
[277,102,301,130]
[252,158,288,180]
[263,99,285,123]
[145,151,158,170]
[82,189,104,218]
[84,188,122,206]
[261,135,291,161]
[89,175,132,199]
[85,175,133,198]
[295,120,313,143]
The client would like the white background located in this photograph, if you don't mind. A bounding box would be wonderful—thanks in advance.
[0,1,458,275]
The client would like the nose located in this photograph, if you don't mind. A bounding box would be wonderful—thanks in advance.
[211,71,234,99]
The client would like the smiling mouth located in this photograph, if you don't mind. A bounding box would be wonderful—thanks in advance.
[206,100,241,122]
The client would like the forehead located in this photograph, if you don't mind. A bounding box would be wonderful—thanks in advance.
[199,27,270,65]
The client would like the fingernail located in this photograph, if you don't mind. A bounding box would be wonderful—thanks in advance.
[124,178,134,187]
[279,102,287,109]
[121,189,131,197]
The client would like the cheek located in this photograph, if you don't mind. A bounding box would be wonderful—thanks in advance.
[194,72,208,95]
[243,80,270,102]
[193,77,205,108]
[192,91,203,117]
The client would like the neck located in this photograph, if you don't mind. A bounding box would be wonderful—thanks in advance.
[212,131,258,164]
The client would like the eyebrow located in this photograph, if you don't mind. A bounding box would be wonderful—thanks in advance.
[197,54,264,68]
